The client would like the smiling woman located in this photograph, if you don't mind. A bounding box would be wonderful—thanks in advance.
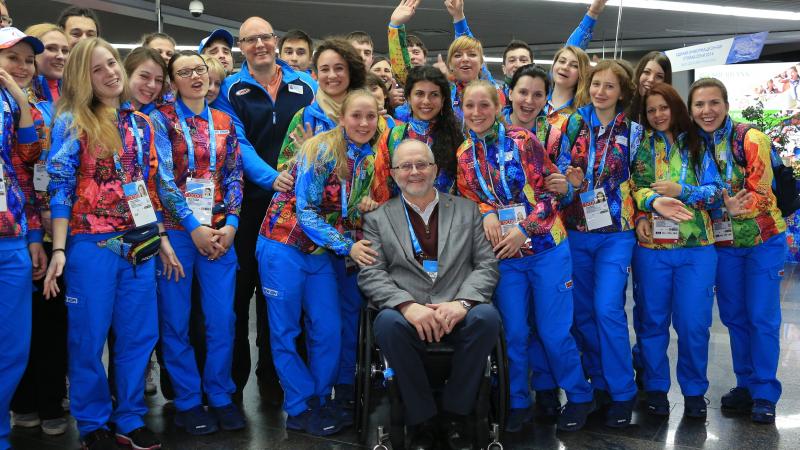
[123,46,167,114]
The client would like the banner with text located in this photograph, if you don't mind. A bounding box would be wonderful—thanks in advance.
[666,32,768,72]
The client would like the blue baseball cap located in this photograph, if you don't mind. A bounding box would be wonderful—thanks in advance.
[198,29,234,54]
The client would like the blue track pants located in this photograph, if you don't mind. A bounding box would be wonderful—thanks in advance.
[716,233,786,403]
[256,237,341,416]
[157,230,237,411]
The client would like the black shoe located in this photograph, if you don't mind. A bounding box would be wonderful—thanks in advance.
[683,396,708,419]
[605,398,636,428]
[442,415,471,450]
[115,426,161,449]
[594,389,613,409]
[408,419,437,450]
[721,387,753,413]
[504,406,533,433]
[646,391,670,416]
[81,428,116,450]
[534,389,561,420]
[751,399,776,424]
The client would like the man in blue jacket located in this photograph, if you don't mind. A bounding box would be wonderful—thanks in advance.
[212,15,317,401]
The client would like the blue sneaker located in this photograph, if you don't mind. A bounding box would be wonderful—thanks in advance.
[751,399,776,424]
[557,401,594,432]
[646,391,670,416]
[605,398,636,428]
[286,400,342,436]
[175,405,218,435]
[211,403,246,431]
[683,396,708,419]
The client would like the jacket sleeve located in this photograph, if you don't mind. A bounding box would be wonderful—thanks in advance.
[46,114,79,220]
[556,115,581,207]
[738,128,779,220]
[371,130,393,205]
[357,209,416,310]
[676,149,724,210]
[222,119,244,229]
[388,24,411,87]
[518,136,558,236]
[277,109,304,172]
[294,151,354,256]
[630,133,658,212]
[150,110,198,231]
[565,13,597,50]
[211,80,279,191]
[454,200,499,303]
[141,114,163,218]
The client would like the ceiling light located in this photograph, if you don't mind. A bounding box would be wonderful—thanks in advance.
[110,44,241,52]
[538,0,800,21]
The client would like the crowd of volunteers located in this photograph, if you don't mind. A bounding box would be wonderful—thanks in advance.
[0,0,789,449]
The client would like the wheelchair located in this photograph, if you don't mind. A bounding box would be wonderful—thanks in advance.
[354,307,509,450]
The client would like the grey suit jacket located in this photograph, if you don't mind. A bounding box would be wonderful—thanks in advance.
[358,193,499,310]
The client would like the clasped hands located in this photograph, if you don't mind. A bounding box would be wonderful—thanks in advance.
[400,301,468,343]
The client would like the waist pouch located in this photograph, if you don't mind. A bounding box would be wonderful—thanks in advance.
[98,223,161,270]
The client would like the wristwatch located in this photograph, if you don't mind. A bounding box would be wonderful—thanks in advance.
[459,300,473,311]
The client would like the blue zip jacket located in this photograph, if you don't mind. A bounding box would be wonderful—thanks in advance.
[212,58,317,200]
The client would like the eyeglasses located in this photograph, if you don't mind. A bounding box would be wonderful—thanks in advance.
[391,161,435,172]
[174,65,209,78]
[239,33,277,45]
[0,15,12,26]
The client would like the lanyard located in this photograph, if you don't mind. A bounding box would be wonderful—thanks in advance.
[471,124,513,204]
[113,113,144,184]
[402,202,424,256]
[650,134,688,184]
[545,94,573,117]
[340,142,369,220]
[585,112,621,189]
[404,120,433,147]
[175,103,216,174]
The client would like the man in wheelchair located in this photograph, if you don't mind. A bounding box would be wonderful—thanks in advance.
[358,140,501,450]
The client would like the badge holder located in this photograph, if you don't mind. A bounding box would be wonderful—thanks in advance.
[122,180,157,227]
[186,177,215,226]
[652,213,680,244]
[0,164,7,212]
[713,207,734,245]
[580,188,613,231]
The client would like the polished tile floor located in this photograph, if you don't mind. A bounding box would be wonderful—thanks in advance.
[11,263,800,449]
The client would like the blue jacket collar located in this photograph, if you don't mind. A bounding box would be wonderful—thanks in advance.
[176,97,210,120]
[698,115,732,147]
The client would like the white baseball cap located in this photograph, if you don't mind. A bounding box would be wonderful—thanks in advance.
[0,27,43,54]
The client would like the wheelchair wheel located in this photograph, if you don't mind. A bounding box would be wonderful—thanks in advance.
[491,327,510,431]
[355,308,372,444]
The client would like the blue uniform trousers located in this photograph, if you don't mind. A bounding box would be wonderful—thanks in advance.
[156,230,237,411]
[330,255,363,387]
[64,234,158,437]
[569,230,637,401]
[495,241,593,408]
[716,233,786,403]
[633,245,716,395]
[0,239,32,450]
[256,237,341,416]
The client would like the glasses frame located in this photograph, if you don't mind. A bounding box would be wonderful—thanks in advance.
[174,64,210,78]
[391,161,435,172]
[238,33,277,46]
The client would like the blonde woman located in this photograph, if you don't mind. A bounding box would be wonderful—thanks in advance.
[43,37,177,450]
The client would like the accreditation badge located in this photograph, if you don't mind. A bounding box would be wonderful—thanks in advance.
[186,177,214,226]
[580,188,612,231]
[497,203,531,248]
[33,163,50,192]
[712,207,734,245]
[652,213,680,244]
[422,259,438,282]
[122,180,157,227]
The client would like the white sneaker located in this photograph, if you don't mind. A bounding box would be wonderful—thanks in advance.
[12,412,40,428]
[41,417,69,435]
[145,360,158,396]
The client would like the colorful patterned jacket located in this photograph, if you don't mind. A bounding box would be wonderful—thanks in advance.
[557,104,644,233]
[48,103,161,235]
[0,89,42,242]
[456,122,566,256]
[502,110,562,165]
[701,117,786,247]
[372,117,457,203]
[631,130,722,249]
[260,129,375,256]
[151,100,244,232]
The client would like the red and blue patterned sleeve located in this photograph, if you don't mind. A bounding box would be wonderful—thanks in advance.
[517,133,558,236]
[151,109,197,230]
[222,117,244,229]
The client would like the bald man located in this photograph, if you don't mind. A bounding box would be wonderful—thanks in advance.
[211,16,317,400]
